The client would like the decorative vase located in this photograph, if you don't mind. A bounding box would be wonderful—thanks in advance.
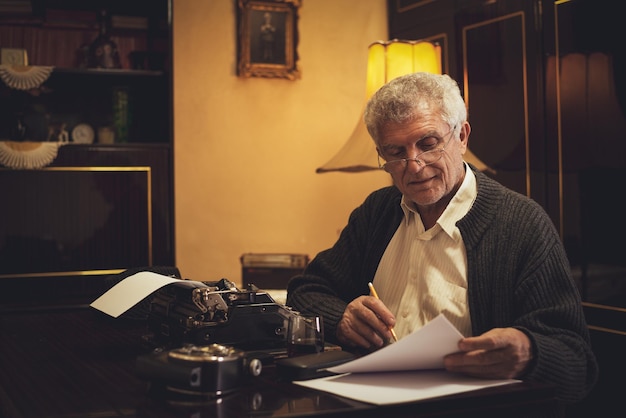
[88,9,121,69]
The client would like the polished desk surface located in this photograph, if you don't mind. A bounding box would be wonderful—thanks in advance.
[0,307,560,418]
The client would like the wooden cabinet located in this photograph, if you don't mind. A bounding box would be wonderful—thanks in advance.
[0,0,170,144]
[388,0,625,415]
[389,0,626,308]
[0,0,173,309]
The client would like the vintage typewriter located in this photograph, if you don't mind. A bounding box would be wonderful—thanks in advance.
[144,277,299,352]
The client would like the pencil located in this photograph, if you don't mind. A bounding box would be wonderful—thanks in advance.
[367,282,398,342]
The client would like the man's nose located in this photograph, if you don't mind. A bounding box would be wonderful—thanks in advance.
[405,156,425,171]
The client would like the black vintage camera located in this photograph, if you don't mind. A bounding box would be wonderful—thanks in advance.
[136,344,263,397]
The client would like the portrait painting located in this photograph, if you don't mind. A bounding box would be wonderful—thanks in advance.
[237,0,301,80]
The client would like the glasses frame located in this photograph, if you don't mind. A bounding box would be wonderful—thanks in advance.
[377,125,457,173]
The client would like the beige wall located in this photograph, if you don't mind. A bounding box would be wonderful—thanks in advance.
[173,0,390,285]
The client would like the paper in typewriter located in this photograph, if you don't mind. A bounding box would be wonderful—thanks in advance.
[295,314,519,405]
[90,271,194,317]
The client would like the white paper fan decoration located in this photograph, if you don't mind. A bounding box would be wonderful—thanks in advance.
[0,65,54,90]
[0,141,65,169]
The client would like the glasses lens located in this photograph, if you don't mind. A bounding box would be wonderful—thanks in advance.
[382,160,403,172]
[418,149,443,165]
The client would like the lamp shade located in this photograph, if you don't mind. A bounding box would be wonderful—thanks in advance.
[316,39,492,174]
[366,41,442,98]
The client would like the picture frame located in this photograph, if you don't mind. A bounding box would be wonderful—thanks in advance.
[237,0,301,80]
[1,48,28,66]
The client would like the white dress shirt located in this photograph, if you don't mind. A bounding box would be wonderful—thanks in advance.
[373,164,477,338]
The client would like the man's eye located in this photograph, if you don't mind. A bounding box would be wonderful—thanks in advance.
[385,149,404,158]
[418,137,439,150]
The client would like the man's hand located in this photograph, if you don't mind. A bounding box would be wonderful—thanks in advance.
[443,327,533,379]
[336,295,396,350]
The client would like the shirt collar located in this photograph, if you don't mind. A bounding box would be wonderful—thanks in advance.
[400,163,477,238]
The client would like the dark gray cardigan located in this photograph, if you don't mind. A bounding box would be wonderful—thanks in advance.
[287,167,598,403]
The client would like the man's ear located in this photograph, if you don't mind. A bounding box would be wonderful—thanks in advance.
[459,121,471,149]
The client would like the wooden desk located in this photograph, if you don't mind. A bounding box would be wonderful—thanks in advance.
[0,308,560,418]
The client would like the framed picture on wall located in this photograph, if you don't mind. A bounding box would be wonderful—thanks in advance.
[237,0,301,80]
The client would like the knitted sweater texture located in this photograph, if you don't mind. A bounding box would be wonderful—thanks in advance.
[287,168,598,403]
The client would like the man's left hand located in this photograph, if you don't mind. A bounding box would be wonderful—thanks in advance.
[443,327,533,379]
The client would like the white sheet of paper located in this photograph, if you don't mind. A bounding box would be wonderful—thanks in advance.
[296,369,519,405]
[299,314,519,405]
[327,313,463,374]
[89,271,197,317]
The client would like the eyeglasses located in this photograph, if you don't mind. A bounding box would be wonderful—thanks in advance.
[378,126,457,173]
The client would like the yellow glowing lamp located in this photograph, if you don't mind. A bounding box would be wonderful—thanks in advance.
[366,40,442,98]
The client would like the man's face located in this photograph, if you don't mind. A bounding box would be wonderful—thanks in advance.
[376,114,469,210]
